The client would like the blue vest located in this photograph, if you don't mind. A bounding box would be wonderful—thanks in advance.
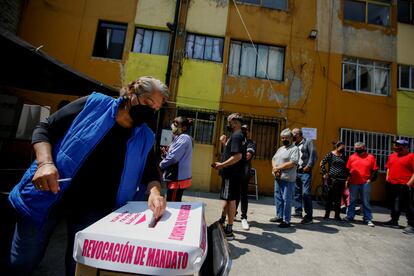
[8,93,155,226]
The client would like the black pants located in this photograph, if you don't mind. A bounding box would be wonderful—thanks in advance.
[236,175,249,219]
[325,178,345,218]
[167,188,185,202]
[388,184,414,226]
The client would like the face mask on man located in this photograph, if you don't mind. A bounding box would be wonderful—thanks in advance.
[282,140,290,146]
[355,148,365,154]
[292,136,297,142]
[129,105,155,126]
[226,124,233,132]
[393,146,402,153]
[338,148,345,154]
[171,123,183,135]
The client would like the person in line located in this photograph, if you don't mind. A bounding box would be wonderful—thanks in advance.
[292,128,317,224]
[269,128,299,228]
[235,124,257,230]
[320,141,348,221]
[383,140,414,235]
[213,113,245,240]
[8,76,168,276]
[344,142,378,227]
[160,116,193,202]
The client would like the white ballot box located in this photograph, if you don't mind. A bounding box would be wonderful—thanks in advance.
[73,202,207,276]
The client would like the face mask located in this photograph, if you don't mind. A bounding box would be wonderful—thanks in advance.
[242,130,247,137]
[338,148,345,154]
[282,140,290,146]
[355,148,365,154]
[171,123,183,135]
[393,146,402,152]
[129,105,155,126]
[292,136,297,142]
[226,124,233,132]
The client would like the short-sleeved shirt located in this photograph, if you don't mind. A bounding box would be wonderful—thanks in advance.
[222,130,245,178]
[272,144,299,182]
[346,153,378,185]
[386,152,414,185]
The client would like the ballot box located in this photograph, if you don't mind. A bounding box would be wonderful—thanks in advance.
[73,202,207,276]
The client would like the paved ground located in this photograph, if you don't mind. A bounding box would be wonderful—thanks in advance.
[33,191,414,276]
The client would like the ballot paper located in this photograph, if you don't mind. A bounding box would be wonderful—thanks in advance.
[73,202,207,275]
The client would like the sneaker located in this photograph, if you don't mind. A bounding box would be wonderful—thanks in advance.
[402,226,414,235]
[278,222,291,228]
[241,219,250,230]
[366,221,375,227]
[224,229,235,240]
[334,216,343,221]
[269,217,283,223]
[383,220,399,229]
[343,217,354,222]
[301,217,313,224]
[292,213,303,218]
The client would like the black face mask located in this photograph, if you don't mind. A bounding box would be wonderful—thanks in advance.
[292,136,297,142]
[338,148,345,154]
[282,140,290,146]
[129,105,155,126]
[242,130,247,137]
[355,148,365,154]
[226,125,233,132]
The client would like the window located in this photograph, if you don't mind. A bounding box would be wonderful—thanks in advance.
[93,21,127,60]
[222,115,282,160]
[237,0,288,10]
[340,128,394,172]
[229,41,285,81]
[344,0,391,26]
[398,65,414,90]
[177,109,217,144]
[398,0,414,23]
[342,57,391,95]
[132,28,170,55]
[185,34,224,62]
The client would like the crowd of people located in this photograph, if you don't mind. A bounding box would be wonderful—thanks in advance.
[4,77,414,275]
[213,113,414,240]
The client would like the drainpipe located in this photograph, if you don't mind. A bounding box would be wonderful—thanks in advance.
[165,0,181,87]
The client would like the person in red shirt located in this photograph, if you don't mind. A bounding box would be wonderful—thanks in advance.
[383,139,414,235]
[344,142,379,227]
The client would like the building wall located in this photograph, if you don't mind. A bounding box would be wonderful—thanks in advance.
[186,0,228,36]
[397,91,414,137]
[18,0,138,89]
[176,60,223,110]
[396,23,414,137]
[124,53,169,84]
[135,0,175,29]
[397,23,414,65]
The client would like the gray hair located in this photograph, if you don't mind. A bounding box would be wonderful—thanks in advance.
[120,76,169,99]
[280,128,292,138]
[292,128,303,136]
[354,141,365,147]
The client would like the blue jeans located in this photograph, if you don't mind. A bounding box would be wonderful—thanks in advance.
[346,182,372,221]
[10,207,107,276]
[294,172,313,218]
[274,179,295,223]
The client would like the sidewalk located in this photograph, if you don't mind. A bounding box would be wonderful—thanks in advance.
[185,192,414,276]
[34,191,414,276]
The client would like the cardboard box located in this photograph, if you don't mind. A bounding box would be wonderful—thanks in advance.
[73,202,207,276]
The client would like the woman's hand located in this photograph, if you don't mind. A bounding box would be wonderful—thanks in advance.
[147,181,166,219]
[32,163,60,194]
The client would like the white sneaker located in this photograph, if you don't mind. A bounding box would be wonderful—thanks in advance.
[367,221,375,227]
[241,219,250,230]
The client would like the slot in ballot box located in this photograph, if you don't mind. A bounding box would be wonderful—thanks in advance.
[73,202,207,276]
